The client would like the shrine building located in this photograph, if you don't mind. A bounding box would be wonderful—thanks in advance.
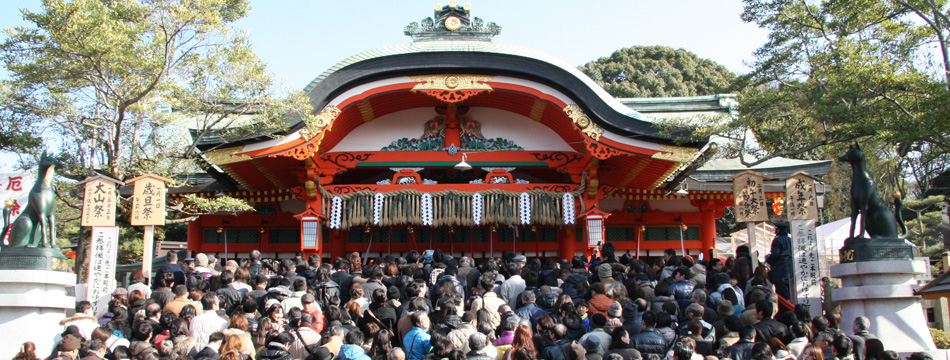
[178,4,825,261]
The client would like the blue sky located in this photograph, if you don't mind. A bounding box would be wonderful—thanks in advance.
[0,0,769,170]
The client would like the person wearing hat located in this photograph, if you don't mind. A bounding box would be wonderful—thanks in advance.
[54,334,82,360]
[766,222,793,300]
[193,253,215,278]
[709,272,741,311]
[710,299,734,343]
[740,288,768,326]
[301,293,326,333]
[596,263,626,301]
[678,303,715,342]
[689,264,707,289]
[579,314,612,355]
[606,302,623,321]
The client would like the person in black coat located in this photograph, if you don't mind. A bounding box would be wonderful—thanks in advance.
[603,328,642,360]
[631,311,668,357]
[751,301,790,345]
[725,326,757,360]
[765,222,793,300]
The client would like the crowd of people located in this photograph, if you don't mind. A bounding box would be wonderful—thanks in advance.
[14,244,922,360]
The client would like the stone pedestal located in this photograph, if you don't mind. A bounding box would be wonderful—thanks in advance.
[832,260,936,351]
[0,270,76,359]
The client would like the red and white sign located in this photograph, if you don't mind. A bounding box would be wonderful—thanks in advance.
[0,172,33,229]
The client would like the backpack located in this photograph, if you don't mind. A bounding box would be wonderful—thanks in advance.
[315,281,340,310]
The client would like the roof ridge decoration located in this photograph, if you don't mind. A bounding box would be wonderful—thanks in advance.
[404,1,501,42]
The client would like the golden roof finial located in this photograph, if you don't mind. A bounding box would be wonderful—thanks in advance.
[4,199,13,208]
[434,3,442,10]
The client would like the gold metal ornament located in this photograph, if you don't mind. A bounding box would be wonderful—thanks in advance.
[445,16,462,31]
[651,144,699,163]
[563,103,604,140]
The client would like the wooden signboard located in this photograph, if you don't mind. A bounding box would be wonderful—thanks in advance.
[80,175,123,227]
[728,170,771,223]
[126,174,173,277]
[785,172,819,221]
[129,174,171,226]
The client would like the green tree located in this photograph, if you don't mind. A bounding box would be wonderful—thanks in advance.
[0,0,301,265]
[578,45,737,98]
[731,0,950,168]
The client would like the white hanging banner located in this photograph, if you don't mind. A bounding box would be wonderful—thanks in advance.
[422,193,433,226]
[330,197,342,229]
[472,193,483,225]
[87,226,120,303]
[373,193,384,225]
[790,219,822,318]
[562,193,575,224]
[0,172,33,239]
[519,192,531,225]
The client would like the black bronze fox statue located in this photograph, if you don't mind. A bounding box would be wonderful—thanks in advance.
[838,142,908,240]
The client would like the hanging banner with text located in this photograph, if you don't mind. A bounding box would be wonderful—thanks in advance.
[81,178,117,227]
[791,219,822,318]
[0,172,33,230]
[131,176,167,226]
[86,226,119,303]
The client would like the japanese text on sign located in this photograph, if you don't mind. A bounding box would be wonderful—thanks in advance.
[786,175,818,220]
[0,172,33,227]
[86,226,119,303]
[732,172,769,222]
[131,177,166,226]
[81,179,117,227]
[791,220,821,316]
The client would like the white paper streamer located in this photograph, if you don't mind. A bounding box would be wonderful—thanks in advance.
[373,193,384,225]
[472,193,483,225]
[563,193,575,224]
[422,193,433,226]
[519,192,531,225]
[330,197,343,229]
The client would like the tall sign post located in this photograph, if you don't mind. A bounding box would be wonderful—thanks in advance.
[126,174,172,279]
[728,170,771,268]
[785,172,822,317]
[78,174,124,304]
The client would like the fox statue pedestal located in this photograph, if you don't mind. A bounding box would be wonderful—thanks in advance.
[0,268,76,359]
[831,250,936,352]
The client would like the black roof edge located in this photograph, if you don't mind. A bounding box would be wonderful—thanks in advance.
[199,51,708,150]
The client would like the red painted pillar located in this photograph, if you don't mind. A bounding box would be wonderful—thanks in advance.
[187,219,202,255]
[701,210,716,258]
[559,227,576,261]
